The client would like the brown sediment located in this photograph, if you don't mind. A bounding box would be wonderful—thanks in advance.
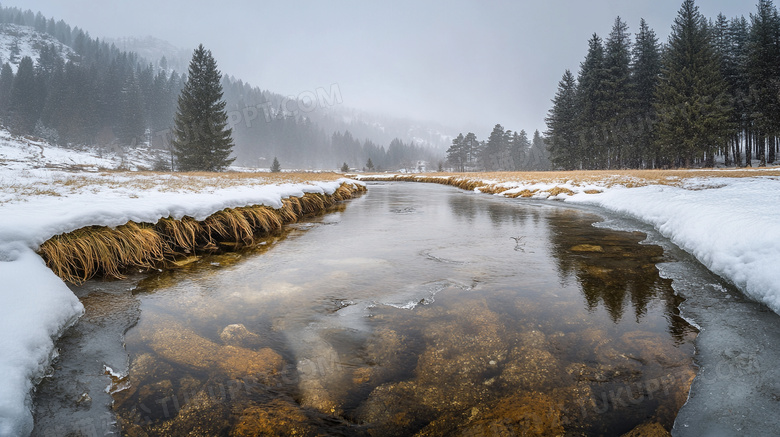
[38,181,366,284]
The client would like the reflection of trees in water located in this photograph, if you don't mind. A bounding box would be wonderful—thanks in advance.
[444,194,692,342]
[546,209,692,342]
[447,193,543,227]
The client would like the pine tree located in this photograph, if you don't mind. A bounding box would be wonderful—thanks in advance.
[654,0,733,167]
[577,34,609,169]
[545,69,580,169]
[482,124,507,171]
[270,156,281,172]
[171,44,235,171]
[340,162,349,172]
[463,132,479,169]
[9,56,39,133]
[747,0,780,165]
[729,16,751,166]
[602,17,634,168]
[0,62,13,115]
[509,130,530,170]
[446,133,466,171]
[366,157,375,171]
[530,130,551,170]
[631,19,661,167]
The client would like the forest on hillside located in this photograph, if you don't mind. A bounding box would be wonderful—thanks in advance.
[546,0,780,169]
[0,5,439,170]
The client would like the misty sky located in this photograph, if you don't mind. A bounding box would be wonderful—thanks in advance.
[7,0,760,137]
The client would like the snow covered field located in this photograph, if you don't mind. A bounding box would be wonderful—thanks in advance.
[0,130,359,436]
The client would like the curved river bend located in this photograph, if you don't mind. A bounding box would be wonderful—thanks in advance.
[33,182,714,436]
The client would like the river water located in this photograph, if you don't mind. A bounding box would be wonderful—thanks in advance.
[32,182,705,436]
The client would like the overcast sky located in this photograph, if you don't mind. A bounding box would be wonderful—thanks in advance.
[7,0,760,137]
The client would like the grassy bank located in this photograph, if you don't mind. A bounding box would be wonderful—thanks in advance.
[38,180,366,284]
[355,168,780,198]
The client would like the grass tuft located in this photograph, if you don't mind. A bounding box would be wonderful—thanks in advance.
[39,181,364,284]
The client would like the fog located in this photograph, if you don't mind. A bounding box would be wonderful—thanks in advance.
[7,0,757,137]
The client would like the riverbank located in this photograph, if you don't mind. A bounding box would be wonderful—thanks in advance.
[0,164,364,436]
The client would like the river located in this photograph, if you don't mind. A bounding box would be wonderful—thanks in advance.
[32,182,715,436]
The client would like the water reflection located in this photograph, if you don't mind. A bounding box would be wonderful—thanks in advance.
[447,192,694,342]
[35,183,698,436]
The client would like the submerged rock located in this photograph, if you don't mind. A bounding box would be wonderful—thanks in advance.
[620,422,671,437]
[219,323,260,347]
[232,399,316,436]
[149,323,283,379]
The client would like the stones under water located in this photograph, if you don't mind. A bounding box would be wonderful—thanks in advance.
[33,183,700,436]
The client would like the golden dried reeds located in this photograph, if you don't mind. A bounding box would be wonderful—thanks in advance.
[39,182,364,284]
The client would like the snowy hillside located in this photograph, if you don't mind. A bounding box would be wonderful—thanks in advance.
[0,129,167,172]
[0,23,73,72]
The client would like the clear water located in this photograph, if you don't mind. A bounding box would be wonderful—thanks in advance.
[32,182,700,436]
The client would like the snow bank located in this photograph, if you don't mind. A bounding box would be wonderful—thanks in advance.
[567,177,780,314]
[0,243,83,437]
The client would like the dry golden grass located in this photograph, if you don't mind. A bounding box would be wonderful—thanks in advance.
[1,171,349,205]
[505,189,538,198]
[38,182,364,284]
[359,168,780,197]
[363,167,780,187]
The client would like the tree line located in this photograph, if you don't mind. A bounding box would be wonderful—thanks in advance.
[0,4,437,170]
[445,126,550,172]
[545,0,780,169]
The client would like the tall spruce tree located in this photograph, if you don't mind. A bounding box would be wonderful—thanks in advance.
[0,62,13,115]
[446,133,466,171]
[747,0,780,165]
[577,34,609,169]
[463,132,480,169]
[545,69,580,169]
[172,44,235,171]
[483,124,507,171]
[631,19,661,168]
[602,17,634,168]
[654,0,732,167]
[729,16,751,166]
[9,56,40,133]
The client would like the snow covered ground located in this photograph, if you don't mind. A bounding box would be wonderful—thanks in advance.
[0,129,360,436]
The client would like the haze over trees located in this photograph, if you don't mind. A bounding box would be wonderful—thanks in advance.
[546,0,780,169]
[445,127,550,171]
[0,5,439,171]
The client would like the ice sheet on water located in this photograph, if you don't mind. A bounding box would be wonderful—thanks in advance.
[377,279,471,310]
